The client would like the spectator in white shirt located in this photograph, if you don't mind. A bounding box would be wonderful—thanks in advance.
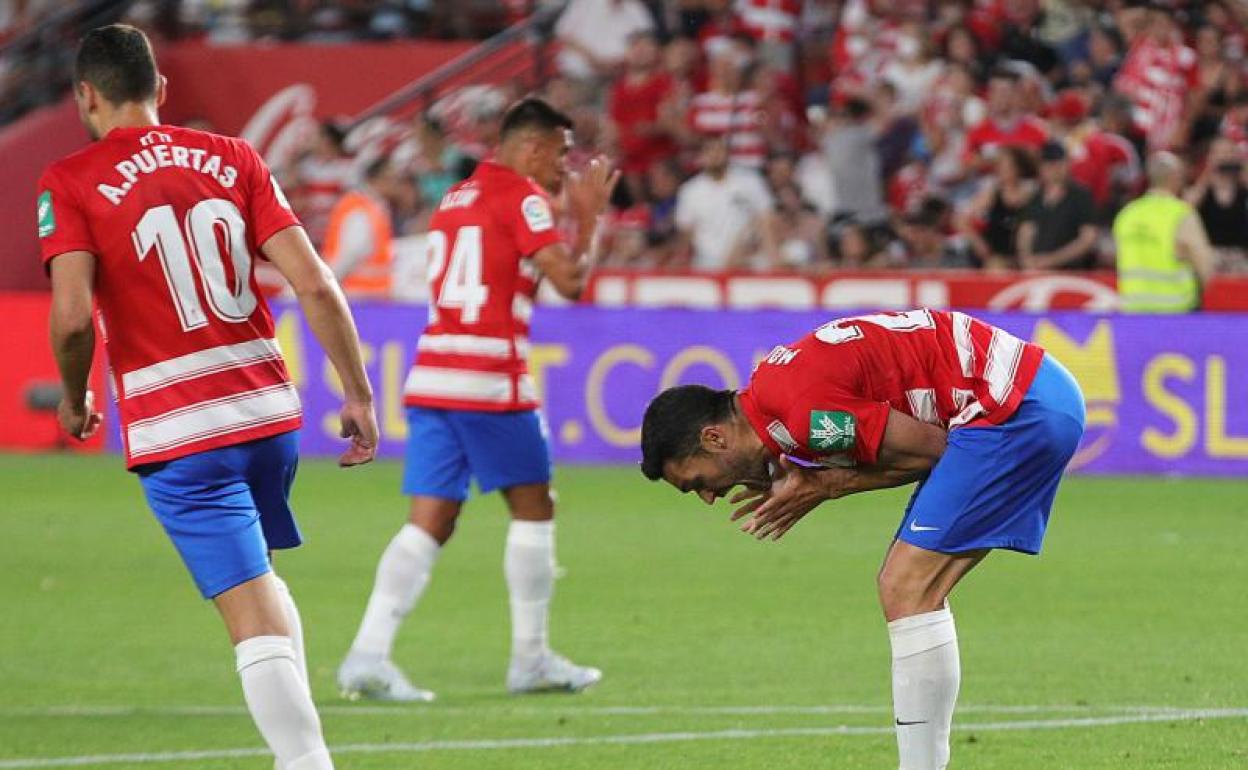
[555,0,656,82]
[674,137,778,271]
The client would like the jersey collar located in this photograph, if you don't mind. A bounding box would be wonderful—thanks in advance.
[737,389,783,458]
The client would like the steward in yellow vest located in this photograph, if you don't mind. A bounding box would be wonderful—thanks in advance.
[1112,152,1216,312]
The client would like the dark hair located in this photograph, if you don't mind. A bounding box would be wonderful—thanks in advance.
[639,385,736,481]
[75,24,159,104]
[499,97,574,140]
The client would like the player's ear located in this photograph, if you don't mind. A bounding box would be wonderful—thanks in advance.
[699,424,728,453]
[155,75,168,108]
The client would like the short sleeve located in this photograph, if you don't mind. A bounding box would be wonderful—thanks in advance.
[240,140,301,248]
[37,167,96,265]
[782,392,891,466]
[509,187,564,257]
[743,373,890,467]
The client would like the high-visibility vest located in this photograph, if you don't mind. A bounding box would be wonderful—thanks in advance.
[322,190,393,298]
[1112,192,1200,313]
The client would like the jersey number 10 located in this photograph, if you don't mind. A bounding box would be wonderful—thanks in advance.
[426,226,490,324]
[132,199,258,332]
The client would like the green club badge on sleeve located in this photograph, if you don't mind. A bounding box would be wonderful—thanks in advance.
[37,190,55,237]
[809,410,856,453]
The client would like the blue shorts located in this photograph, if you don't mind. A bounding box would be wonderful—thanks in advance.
[897,355,1086,555]
[402,407,552,501]
[137,431,301,599]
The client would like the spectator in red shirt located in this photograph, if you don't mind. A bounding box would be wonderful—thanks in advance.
[609,31,679,198]
[964,68,1049,173]
[1047,89,1141,218]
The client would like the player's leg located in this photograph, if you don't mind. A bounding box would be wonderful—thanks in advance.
[338,407,467,701]
[138,434,332,770]
[879,353,1086,769]
[248,431,311,692]
[216,575,332,770]
[459,409,601,692]
[877,541,988,770]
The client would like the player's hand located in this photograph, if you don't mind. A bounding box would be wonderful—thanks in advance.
[337,399,378,467]
[728,485,769,522]
[57,391,102,441]
[742,457,832,541]
[565,155,621,223]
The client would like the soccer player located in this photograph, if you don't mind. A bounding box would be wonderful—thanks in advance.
[337,98,618,699]
[41,25,377,770]
[640,310,1086,770]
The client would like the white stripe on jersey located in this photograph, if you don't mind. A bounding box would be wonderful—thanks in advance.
[127,382,301,459]
[905,388,939,424]
[984,328,1025,405]
[121,338,283,397]
[517,374,537,404]
[951,312,975,378]
[513,295,534,324]
[404,367,513,403]
[418,334,511,358]
[416,334,532,360]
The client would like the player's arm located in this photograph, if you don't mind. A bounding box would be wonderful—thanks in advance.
[1175,210,1216,289]
[737,410,946,540]
[531,157,619,300]
[47,251,103,440]
[260,226,378,466]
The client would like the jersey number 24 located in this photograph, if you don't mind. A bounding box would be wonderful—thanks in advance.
[426,226,490,324]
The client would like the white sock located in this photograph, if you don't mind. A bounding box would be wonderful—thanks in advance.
[504,519,555,663]
[271,575,309,693]
[235,636,333,769]
[348,524,440,660]
[888,607,960,770]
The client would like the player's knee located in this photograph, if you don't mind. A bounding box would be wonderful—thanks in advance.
[877,568,944,621]
[408,497,461,544]
[504,484,555,521]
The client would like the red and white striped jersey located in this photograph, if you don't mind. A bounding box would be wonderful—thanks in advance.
[38,125,302,469]
[404,160,562,412]
[689,89,767,168]
[739,309,1045,466]
[1113,38,1198,150]
[740,0,801,43]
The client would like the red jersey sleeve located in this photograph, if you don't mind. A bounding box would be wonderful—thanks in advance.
[780,386,891,466]
[743,364,891,467]
[37,166,97,265]
[506,185,563,257]
[239,140,301,249]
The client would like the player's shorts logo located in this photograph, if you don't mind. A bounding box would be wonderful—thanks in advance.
[37,190,55,238]
[809,410,855,453]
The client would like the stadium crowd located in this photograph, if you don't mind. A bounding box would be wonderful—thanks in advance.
[8,0,1248,276]
[276,0,1248,278]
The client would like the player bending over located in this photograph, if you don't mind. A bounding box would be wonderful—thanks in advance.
[640,309,1085,770]
[42,25,378,770]
[337,98,618,700]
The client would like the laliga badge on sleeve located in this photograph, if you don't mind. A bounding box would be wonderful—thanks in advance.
[809,410,856,453]
[521,194,553,232]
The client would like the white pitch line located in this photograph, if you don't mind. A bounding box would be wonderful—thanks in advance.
[0,709,1245,769]
[0,702,1198,719]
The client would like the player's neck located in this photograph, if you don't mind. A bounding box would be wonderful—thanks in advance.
[95,103,162,137]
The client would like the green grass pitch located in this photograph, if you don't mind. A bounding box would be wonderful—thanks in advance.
[1,454,1245,768]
